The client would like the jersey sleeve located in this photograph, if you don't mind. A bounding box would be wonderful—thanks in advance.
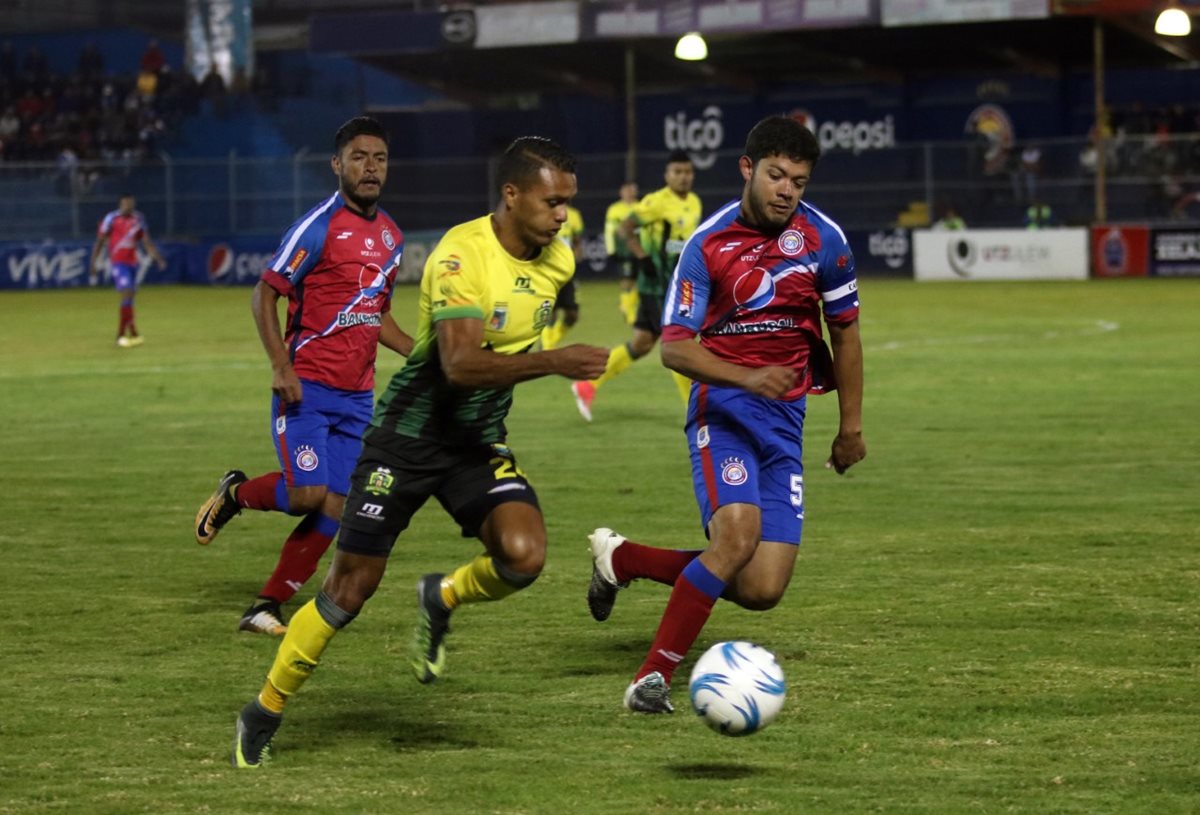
[661,237,711,341]
[427,234,486,322]
[631,193,661,226]
[97,212,114,237]
[817,229,860,325]
[262,217,327,296]
[381,235,405,314]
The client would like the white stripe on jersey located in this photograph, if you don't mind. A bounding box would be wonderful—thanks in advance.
[663,200,740,325]
[270,192,339,273]
[801,200,849,244]
[821,280,858,302]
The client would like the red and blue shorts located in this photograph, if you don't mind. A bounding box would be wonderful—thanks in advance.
[271,379,374,495]
[685,384,807,545]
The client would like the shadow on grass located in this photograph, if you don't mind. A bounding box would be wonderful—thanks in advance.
[554,637,655,677]
[305,705,494,752]
[667,762,761,780]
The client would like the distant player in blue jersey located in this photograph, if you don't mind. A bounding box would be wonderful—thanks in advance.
[194,116,413,637]
[585,115,867,713]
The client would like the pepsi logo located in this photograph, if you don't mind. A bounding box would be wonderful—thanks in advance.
[733,267,776,312]
[208,243,233,280]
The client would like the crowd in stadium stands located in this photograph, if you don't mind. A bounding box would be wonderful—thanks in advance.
[0,38,202,188]
[0,38,283,191]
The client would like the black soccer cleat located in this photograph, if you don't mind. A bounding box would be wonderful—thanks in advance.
[231,700,282,768]
[412,574,452,684]
[195,469,248,545]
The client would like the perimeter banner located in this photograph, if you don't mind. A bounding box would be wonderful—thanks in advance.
[913,229,1088,281]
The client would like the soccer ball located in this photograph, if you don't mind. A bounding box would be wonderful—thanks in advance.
[688,641,786,736]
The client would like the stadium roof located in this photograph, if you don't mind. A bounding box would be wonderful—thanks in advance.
[1,0,1197,100]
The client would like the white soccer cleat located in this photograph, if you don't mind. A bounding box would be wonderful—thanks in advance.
[624,671,674,714]
[586,527,628,622]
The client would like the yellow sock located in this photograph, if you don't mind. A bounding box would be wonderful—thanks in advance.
[258,600,337,713]
[441,555,525,609]
[671,370,692,405]
[541,320,569,350]
[619,289,639,325]
[594,343,635,390]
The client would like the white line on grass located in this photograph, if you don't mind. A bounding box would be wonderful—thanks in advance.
[870,319,1119,352]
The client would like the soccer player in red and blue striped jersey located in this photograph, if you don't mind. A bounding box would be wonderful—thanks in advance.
[89,194,165,347]
[194,116,413,640]
[586,115,867,714]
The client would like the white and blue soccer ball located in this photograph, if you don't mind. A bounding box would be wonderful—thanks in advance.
[688,641,786,736]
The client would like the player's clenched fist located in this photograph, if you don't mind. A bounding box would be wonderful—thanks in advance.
[555,344,611,381]
[742,365,796,399]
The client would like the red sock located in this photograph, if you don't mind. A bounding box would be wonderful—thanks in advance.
[235,472,286,512]
[637,568,721,684]
[612,540,701,586]
[259,513,339,603]
[118,304,133,337]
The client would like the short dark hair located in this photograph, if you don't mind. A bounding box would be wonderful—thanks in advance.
[496,136,576,191]
[334,116,389,154]
[667,149,692,165]
[745,115,820,167]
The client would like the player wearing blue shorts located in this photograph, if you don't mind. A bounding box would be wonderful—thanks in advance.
[585,115,867,714]
[89,194,166,347]
[193,117,413,636]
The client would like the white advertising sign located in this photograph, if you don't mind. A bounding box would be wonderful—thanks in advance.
[882,0,1046,26]
[914,229,1088,281]
[475,1,579,47]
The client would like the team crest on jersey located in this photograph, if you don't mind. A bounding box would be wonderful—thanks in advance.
[733,267,777,312]
[489,304,509,331]
[275,416,286,435]
[678,280,693,317]
[295,445,319,472]
[381,228,396,250]
[721,457,748,486]
[778,230,805,257]
[696,425,710,449]
[366,467,394,496]
[533,299,554,331]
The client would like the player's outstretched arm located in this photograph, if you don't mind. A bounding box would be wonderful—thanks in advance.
[437,317,608,387]
[661,337,795,399]
[379,313,414,357]
[251,279,303,404]
[825,319,865,474]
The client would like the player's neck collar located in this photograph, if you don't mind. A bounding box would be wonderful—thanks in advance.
[338,192,379,221]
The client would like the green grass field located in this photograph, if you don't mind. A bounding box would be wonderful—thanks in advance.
[1,278,1197,814]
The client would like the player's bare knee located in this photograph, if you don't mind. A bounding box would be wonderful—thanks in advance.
[734,589,783,612]
[288,485,327,515]
[629,335,655,358]
[496,530,546,576]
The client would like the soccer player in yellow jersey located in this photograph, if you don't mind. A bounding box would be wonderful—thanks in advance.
[540,204,585,349]
[231,136,609,768]
[605,181,640,325]
[571,150,701,420]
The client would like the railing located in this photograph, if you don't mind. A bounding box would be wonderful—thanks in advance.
[5,133,1198,242]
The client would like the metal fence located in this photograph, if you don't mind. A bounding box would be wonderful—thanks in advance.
[6,133,1199,242]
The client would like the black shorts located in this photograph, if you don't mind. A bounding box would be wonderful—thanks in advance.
[338,437,540,557]
[555,278,578,311]
[633,293,665,336]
